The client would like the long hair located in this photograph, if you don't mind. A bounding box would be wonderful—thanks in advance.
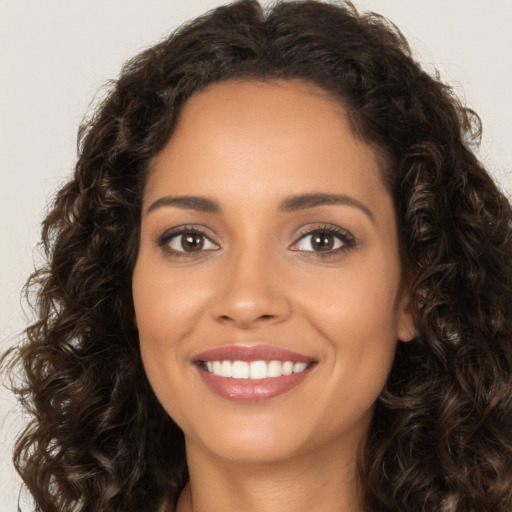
[3,1,512,510]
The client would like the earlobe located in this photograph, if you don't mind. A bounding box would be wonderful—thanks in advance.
[397,288,416,342]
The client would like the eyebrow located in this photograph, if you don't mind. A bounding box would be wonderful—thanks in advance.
[145,195,221,215]
[278,193,375,222]
[145,192,374,222]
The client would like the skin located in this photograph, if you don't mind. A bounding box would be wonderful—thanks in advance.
[132,79,415,512]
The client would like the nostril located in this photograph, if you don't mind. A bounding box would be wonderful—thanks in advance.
[219,314,275,321]
[212,293,292,329]
[216,312,278,329]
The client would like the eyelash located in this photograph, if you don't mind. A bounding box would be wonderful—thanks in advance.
[157,225,219,258]
[156,224,355,258]
[290,224,355,258]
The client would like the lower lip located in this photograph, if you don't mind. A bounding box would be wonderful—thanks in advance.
[197,365,314,403]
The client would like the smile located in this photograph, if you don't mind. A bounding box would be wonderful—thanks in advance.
[202,360,310,379]
[193,345,317,402]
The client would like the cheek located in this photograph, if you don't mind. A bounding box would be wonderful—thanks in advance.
[132,257,212,340]
[300,259,401,341]
[296,260,401,391]
[132,260,195,403]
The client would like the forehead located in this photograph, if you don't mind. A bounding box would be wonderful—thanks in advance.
[145,79,388,211]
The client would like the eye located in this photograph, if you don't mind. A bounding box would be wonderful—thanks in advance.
[159,228,219,256]
[290,226,354,254]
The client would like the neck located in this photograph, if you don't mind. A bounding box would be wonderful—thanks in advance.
[175,436,365,512]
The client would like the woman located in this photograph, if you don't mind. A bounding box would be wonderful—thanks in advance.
[4,0,512,510]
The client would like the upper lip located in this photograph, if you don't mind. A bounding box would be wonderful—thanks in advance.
[193,345,315,364]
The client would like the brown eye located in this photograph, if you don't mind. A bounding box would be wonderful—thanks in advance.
[163,230,219,254]
[290,227,354,255]
[181,233,205,251]
[310,233,335,251]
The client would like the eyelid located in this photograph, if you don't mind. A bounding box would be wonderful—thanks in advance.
[289,224,355,255]
[155,223,354,258]
[157,225,220,256]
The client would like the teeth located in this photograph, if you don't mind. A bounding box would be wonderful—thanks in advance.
[268,360,283,377]
[293,362,308,373]
[212,361,222,375]
[204,360,310,379]
[249,361,267,380]
[232,360,249,379]
[221,360,232,378]
[282,361,294,376]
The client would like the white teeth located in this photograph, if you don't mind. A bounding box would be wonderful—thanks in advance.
[212,361,222,375]
[221,360,232,378]
[249,361,267,379]
[204,360,310,379]
[293,362,307,373]
[231,360,249,379]
[282,361,294,376]
[268,360,283,377]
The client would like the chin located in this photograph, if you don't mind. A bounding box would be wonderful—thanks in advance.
[192,428,308,465]
[176,404,313,464]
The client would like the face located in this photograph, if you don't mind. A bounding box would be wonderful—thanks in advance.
[132,80,415,465]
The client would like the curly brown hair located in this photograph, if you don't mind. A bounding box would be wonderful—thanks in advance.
[3,1,512,511]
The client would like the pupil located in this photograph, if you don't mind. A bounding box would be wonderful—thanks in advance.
[312,233,334,251]
[182,233,204,251]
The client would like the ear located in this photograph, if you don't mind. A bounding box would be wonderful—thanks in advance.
[396,283,416,342]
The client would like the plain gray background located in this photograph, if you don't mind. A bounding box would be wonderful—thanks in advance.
[1,1,511,509]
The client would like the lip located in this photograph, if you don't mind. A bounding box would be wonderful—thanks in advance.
[193,344,314,363]
[193,345,317,403]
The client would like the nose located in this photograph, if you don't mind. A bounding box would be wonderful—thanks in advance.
[210,249,292,330]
